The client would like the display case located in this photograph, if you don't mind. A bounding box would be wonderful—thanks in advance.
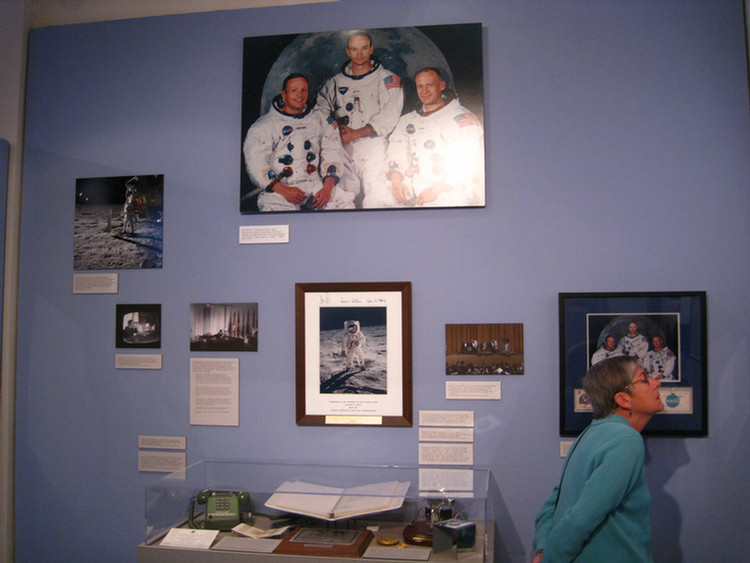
[138,460,494,563]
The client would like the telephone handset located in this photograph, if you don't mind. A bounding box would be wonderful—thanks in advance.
[189,489,251,531]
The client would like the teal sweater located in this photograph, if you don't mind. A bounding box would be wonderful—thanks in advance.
[533,415,653,563]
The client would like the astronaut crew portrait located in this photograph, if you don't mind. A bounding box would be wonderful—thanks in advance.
[589,316,679,382]
[240,24,485,212]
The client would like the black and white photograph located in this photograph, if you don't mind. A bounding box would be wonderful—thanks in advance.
[445,323,525,375]
[116,304,161,349]
[74,175,164,270]
[190,303,258,352]
[240,24,484,213]
[318,306,387,394]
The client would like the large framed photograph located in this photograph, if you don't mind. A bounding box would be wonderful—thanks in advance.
[295,282,412,426]
[559,292,707,436]
[241,24,484,213]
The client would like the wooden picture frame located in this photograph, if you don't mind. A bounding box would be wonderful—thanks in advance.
[295,282,412,426]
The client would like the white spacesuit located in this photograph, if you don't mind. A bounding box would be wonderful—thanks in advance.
[315,56,403,207]
[342,320,366,369]
[618,333,649,360]
[243,95,355,212]
[387,95,484,207]
[643,345,676,381]
[591,343,623,365]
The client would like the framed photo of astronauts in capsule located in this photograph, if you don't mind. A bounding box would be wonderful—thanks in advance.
[559,292,708,437]
[240,23,484,213]
[295,282,412,426]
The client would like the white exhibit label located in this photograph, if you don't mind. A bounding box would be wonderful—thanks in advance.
[419,427,474,442]
[239,224,289,244]
[418,468,475,493]
[160,528,219,549]
[115,354,162,370]
[419,410,474,427]
[73,273,118,294]
[418,443,474,466]
[138,450,186,473]
[445,381,501,400]
[190,358,239,426]
[560,440,574,458]
[138,435,186,450]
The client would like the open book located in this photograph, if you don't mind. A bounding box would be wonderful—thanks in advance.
[265,480,410,521]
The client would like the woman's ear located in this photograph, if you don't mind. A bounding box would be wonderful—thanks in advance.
[614,390,632,411]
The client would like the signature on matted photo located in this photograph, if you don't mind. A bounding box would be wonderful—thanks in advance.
[240,23,484,213]
[75,174,163,270]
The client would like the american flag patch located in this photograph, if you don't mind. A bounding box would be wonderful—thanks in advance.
[327,115,338,129]
[454,112,480,128]
[384,74,402,90]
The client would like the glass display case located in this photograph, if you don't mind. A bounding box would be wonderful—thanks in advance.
[138,459,494,563]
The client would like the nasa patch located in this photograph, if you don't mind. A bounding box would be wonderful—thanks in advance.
[338,86,349,95]
[282,125,293,136]
[406,124,415,135]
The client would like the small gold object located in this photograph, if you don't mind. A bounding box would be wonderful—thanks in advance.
[377,536,400,546]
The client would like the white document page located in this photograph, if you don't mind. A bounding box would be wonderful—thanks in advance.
[189,358,239,426]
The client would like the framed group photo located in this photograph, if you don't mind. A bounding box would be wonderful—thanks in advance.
[559,291,707,436]
[295,282,412,426]
[240,23,484,213]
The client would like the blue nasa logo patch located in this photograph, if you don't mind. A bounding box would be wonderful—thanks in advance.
[406,124,415,135]
[282,125,293,136]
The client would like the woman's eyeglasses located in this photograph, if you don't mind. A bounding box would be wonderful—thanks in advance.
[622,374,650,392]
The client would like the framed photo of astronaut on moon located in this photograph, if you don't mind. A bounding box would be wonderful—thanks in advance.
[559,292,707,437]
[240,23,484,213]
[295,282,412,426]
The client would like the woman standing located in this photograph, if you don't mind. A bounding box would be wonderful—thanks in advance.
[532,356,664,563]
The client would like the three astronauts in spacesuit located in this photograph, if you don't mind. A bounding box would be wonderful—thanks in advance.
[242,31,484,211]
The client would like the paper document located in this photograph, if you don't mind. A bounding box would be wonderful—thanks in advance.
[265,480,410,521]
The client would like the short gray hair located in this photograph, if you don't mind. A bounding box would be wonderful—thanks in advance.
[582,356,640,418]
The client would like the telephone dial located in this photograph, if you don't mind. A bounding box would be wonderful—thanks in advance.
[189,489,251,531]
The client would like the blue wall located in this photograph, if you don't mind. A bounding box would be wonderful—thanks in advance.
[16,1,750,562]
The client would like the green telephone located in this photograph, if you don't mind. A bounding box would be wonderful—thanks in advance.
[189,489,251,531]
